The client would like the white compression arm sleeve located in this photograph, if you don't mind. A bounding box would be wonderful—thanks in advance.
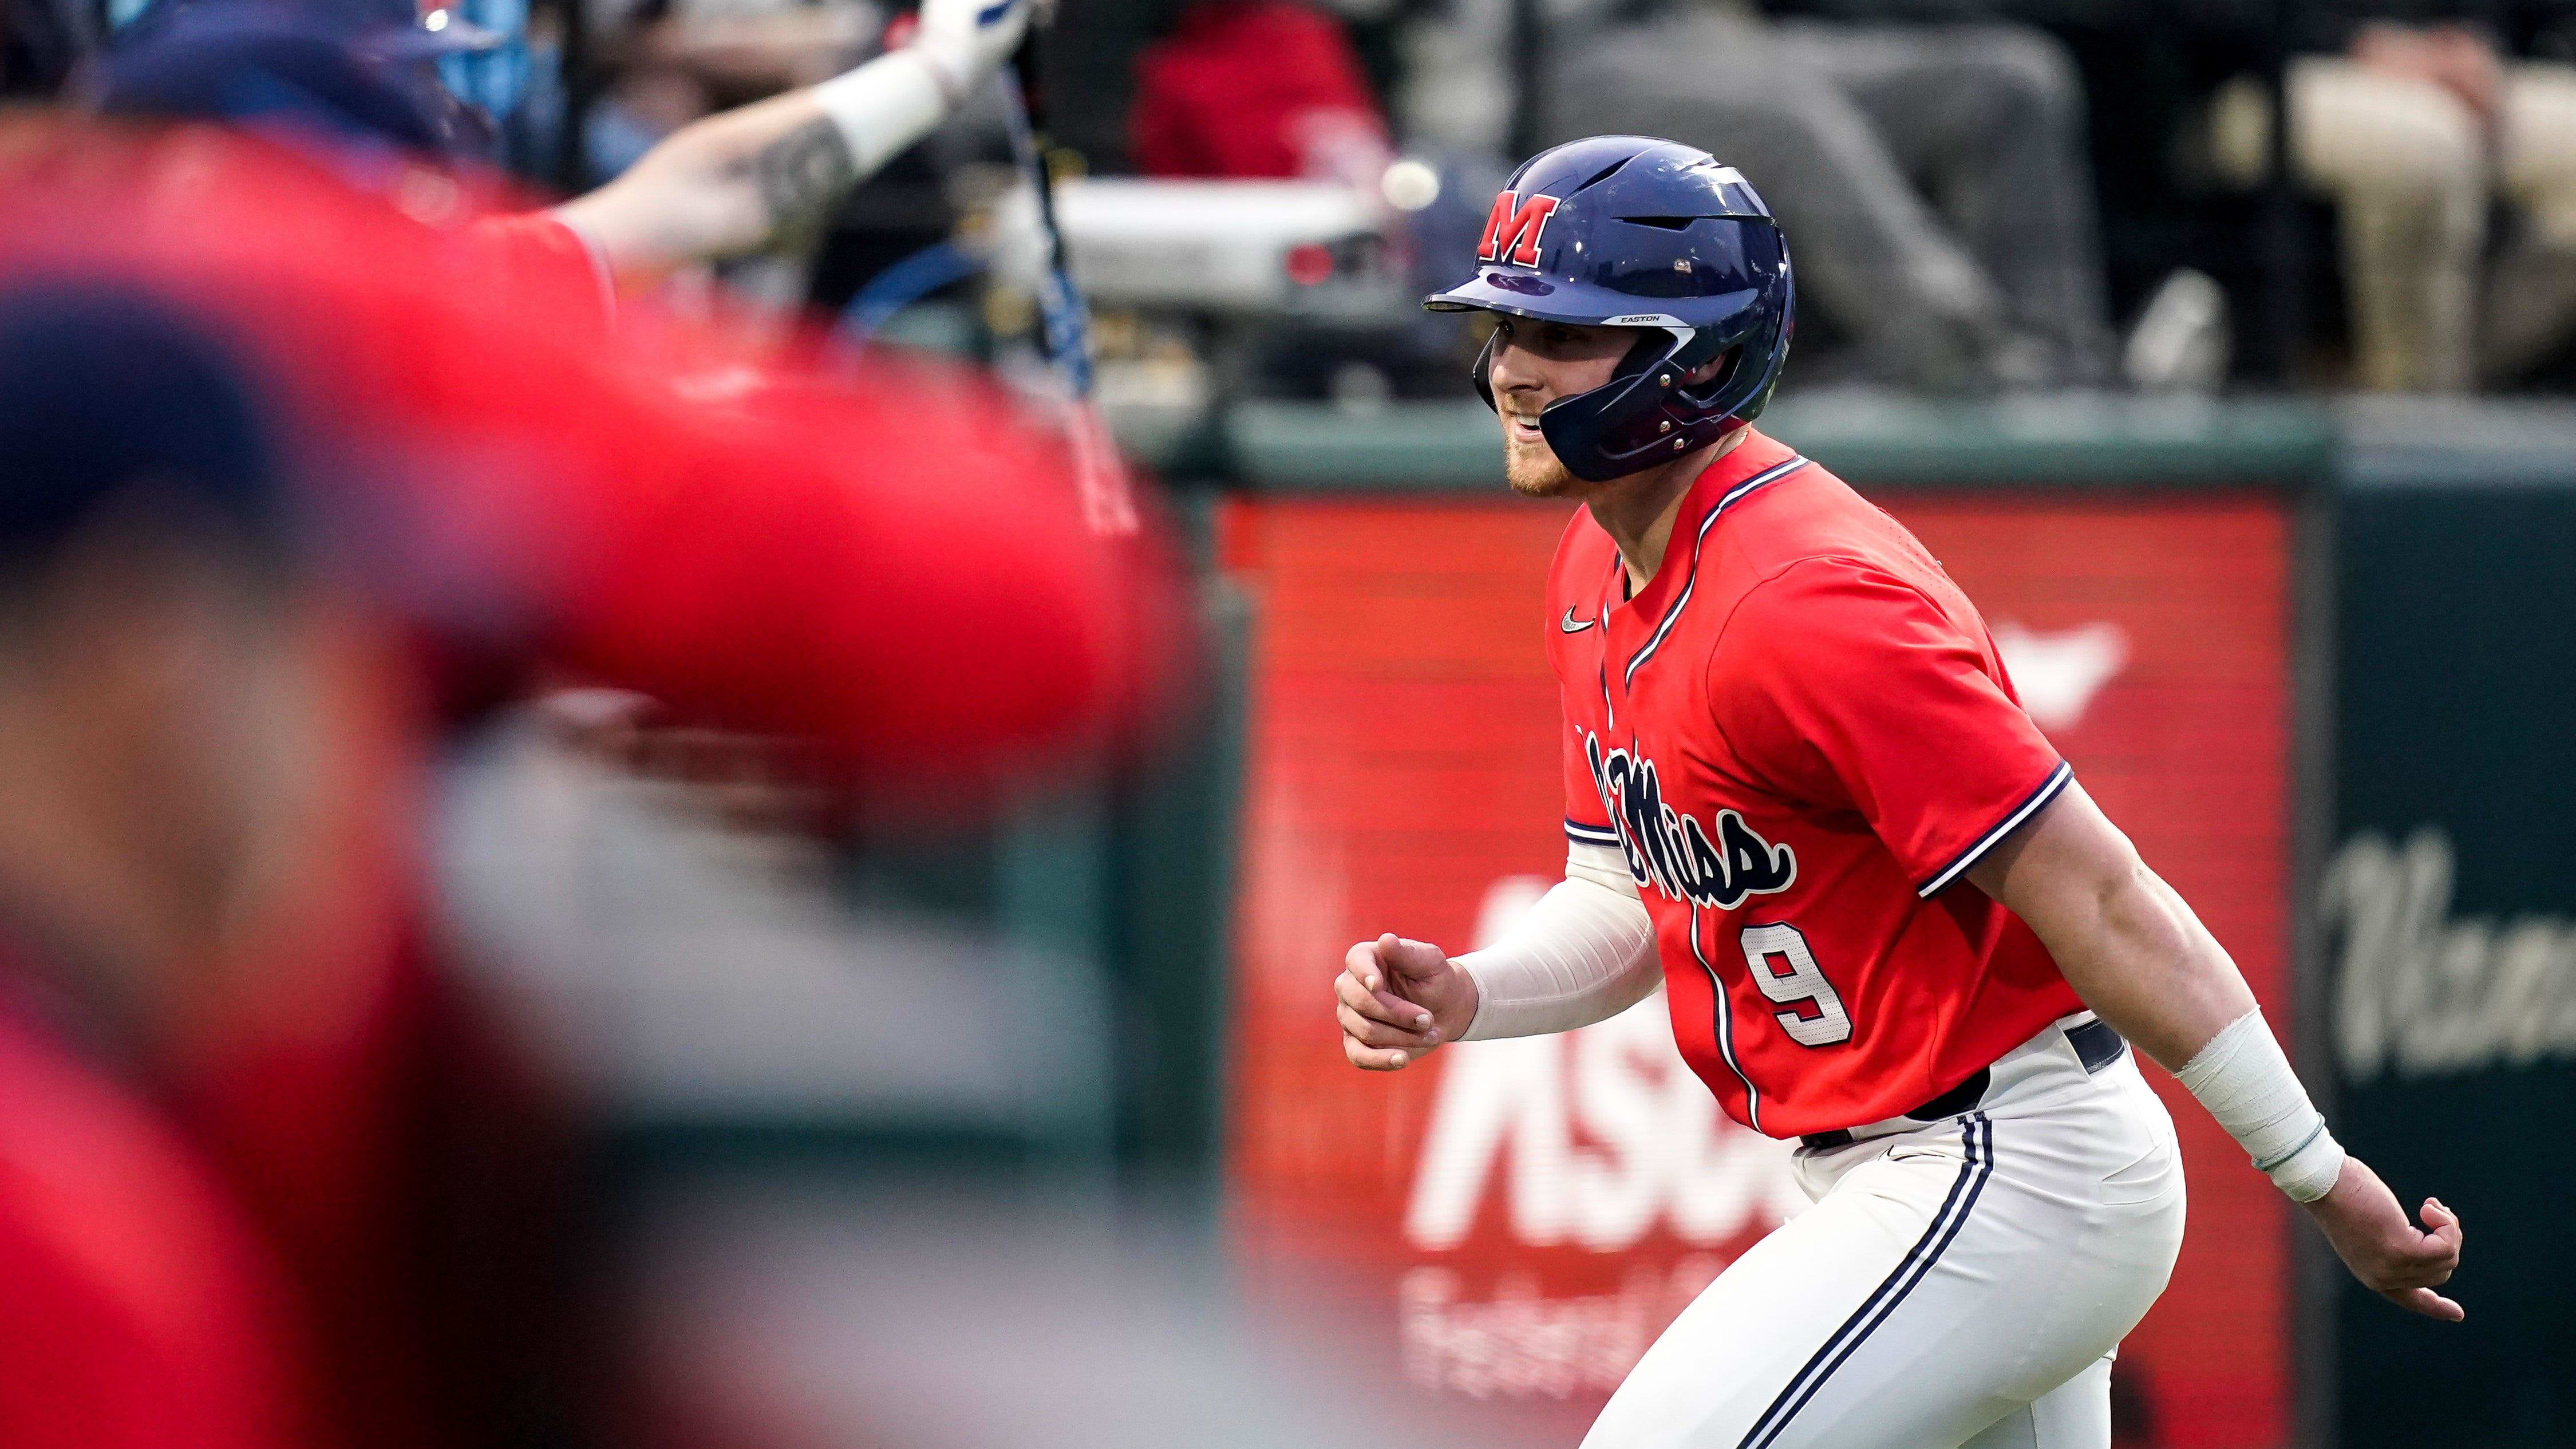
[810,0,1027,180]
[809,50,953,181]
[2175,1006,2346,1202]
[1456,842,1661,1040]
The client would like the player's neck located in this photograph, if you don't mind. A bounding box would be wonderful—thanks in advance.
[1587,427,1744,596]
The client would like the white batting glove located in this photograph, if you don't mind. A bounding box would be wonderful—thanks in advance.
[910,0,1033,102]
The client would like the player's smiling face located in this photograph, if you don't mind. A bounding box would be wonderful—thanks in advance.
[1486,316,1647,499]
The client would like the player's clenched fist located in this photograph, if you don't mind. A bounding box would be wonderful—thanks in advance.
[1337,934,1480,1070]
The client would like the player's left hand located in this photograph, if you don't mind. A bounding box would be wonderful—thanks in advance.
[2301,1154,2464,1321]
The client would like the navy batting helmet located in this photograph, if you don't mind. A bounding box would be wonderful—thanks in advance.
[91,0,504,159]
[1424,136,1794,483]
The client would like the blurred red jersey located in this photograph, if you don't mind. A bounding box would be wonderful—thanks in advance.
[0,119,1182,798]
[0,983,322,1449]
[1548,430,2083,1138]
[458,212,615,341]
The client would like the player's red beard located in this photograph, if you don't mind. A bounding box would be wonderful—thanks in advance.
[1502,416,1585,498]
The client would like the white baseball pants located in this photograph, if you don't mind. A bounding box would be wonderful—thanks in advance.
[1581,1016,2187,1449]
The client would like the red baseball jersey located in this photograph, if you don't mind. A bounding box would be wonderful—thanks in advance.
[1550,429,2083,1138]
[459,212,617,341]
[0,985,325,1449]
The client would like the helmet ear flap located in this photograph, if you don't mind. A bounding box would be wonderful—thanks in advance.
[1471,331,1499,413]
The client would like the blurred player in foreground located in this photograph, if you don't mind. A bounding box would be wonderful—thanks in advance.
[0,282,346,1449]
[1335,136,2462,1449]
[0,116,1178,1448]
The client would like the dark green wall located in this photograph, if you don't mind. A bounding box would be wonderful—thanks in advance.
[2332,485,2576,1447]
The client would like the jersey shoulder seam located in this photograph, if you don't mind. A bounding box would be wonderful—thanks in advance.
[1702,549,1942,667]
[1694,553,1951,778]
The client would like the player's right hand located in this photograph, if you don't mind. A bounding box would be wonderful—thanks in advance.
[1336,934,1479,1071]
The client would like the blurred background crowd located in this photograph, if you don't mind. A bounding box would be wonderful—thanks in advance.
[25,0,2576,403]
[2,0,2573,1447]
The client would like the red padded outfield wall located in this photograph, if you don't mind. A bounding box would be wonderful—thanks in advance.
[1220,492,2293,1449]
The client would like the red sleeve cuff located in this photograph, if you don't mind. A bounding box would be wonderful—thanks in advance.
[1913,759,2072,898]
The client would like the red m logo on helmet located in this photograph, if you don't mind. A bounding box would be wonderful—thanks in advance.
[1477,191,1562,266]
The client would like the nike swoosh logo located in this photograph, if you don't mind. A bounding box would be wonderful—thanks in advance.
[1560,608,1597,634]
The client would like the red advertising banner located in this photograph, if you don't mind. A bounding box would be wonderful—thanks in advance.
[1220,491,2293,1449]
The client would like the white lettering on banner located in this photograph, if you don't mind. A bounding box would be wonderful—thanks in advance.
[1991,620,2128,732]
[1399,1258,1726,1399]
[1404,878,1803,1253]
[2326,830,2576,1081]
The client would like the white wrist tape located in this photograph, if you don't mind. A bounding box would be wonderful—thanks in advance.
[2174,1007,2345,1202]
[810,50,953,181]
[1456,844,1661,1040]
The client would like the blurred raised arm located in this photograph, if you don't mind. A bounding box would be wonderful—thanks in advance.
[552,0,1029,281]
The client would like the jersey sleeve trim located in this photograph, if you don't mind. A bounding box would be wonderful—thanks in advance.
[1914,760,2073,898]
[1564,817,1623,849]
[547,211,621,329]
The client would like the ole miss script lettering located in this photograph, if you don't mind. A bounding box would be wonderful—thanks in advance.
[1585,732,1794,910]
[1479,191,1562,266]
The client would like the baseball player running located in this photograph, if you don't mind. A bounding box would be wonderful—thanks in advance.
[1334,135,2463,1449]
